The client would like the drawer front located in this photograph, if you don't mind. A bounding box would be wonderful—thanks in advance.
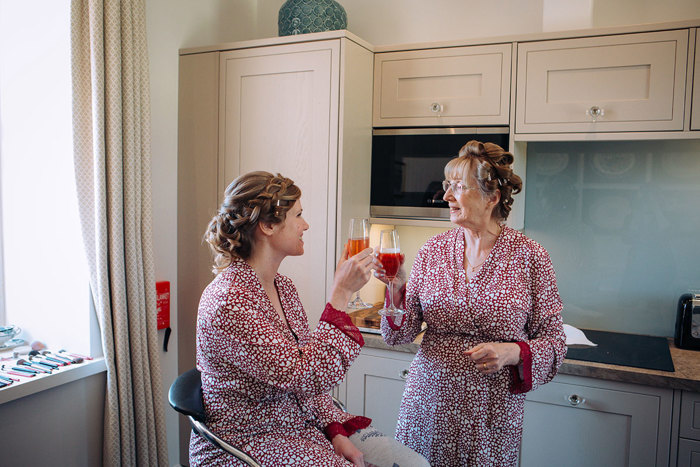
[521,378,669,467]
[373,44,511,127]
[678,438,700,467]
[681,391,700,440]
[516,30,688,133]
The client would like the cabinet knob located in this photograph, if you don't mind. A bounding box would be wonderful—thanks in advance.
[399,369,409,380]
[587,106,605,121]
[430,102,443,113]
[567,394,585,406]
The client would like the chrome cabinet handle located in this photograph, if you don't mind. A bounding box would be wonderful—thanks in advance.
[399,369,409,380]
[430,102,443,113]
[567,394,585,406]
[587,105,604,121]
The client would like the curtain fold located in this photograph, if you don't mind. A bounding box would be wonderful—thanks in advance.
[70,1,167,465]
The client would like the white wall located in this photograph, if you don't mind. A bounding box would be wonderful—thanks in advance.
[146,1,260,464]
[145,0,700,464]
[0,372,106,466]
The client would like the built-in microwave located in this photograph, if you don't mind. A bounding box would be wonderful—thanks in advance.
[370,127,509,221]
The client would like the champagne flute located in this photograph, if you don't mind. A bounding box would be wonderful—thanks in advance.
[346,218,372,310]
[378,229,405,317]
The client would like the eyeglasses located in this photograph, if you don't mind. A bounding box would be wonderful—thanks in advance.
[441,180,475,196]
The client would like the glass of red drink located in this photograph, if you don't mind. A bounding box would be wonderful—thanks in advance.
[378,229,405,317]
[347,218,372,310]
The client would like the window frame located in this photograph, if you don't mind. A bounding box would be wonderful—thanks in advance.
[0,120,5,327]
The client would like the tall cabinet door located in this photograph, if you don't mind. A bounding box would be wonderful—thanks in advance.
[220,41,340,326]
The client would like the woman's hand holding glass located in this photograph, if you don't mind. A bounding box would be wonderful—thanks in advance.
[376,230,405,317]
[329,242,375,311]
[373,259,406,307]
[346,218,373,310]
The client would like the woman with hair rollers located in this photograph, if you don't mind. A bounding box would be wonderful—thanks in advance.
[377,141,567,466]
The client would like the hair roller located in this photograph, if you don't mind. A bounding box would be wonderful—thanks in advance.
[448,140,523,221]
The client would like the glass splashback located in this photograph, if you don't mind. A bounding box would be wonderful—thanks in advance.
[524,140,700,337]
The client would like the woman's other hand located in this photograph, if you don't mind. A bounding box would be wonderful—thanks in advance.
[332,434,365,466]
[373,250,406,306]
[373,250,407,285]
[466,342,521,375]
[329,244,375,310]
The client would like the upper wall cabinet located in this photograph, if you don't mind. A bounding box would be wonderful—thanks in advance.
[516,30,689,134]
[692,30,700,131]
[373,44,512,127]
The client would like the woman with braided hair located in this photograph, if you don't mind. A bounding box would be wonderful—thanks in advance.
[376,141,566,466]
[190,171,429,466]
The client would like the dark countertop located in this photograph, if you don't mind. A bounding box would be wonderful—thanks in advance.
[359,332,700,392]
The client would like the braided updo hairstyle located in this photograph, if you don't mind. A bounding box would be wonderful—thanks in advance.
[444,140,523,221]
[204,171,301,273]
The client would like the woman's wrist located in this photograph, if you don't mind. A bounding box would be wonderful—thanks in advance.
[391,277,406,291]
[328,288,352,312]
[510,342,523,366]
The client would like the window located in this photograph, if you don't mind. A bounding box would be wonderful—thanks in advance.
[0,0,93,355]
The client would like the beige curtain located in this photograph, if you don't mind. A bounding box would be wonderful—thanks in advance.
[70,1,168,465]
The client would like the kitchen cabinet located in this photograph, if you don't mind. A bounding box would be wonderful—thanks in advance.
[678,438,700,467]
[678,391,700,466]
[373,44,512,127]
[692,30,700,131]
[339,348,674,466]
[520,374,673,467]
[218,40,341,327]
[178,32,374,335]
[516,30,689,134]
[340,346,413,437]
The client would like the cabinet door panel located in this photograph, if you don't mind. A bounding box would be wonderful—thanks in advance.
[516,30,688,133]
[374,44,511,127]
[681,391,700,440]
[522,400,631,466]
[220,41,339,326]
[678,438,700,467]
[521,378,669,467]
[344,351,413,438]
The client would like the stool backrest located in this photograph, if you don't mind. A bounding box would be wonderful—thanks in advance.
[168,367,206,422]
[168,368,263,466]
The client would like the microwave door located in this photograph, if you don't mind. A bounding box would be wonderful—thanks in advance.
[370,127,509,221]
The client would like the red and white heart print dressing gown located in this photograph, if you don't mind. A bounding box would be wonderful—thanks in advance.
[190,259,370,466]
[381,226,566,467]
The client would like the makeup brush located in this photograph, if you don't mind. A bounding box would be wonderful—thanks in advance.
[59,349,92,361]
[45,350,82,364]
[41,351,75,365]
[28,351,61,367]
[16,359,52,374]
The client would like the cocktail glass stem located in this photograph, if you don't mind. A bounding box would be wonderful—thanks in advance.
[348,290,371,310]
[387,279,395,313]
